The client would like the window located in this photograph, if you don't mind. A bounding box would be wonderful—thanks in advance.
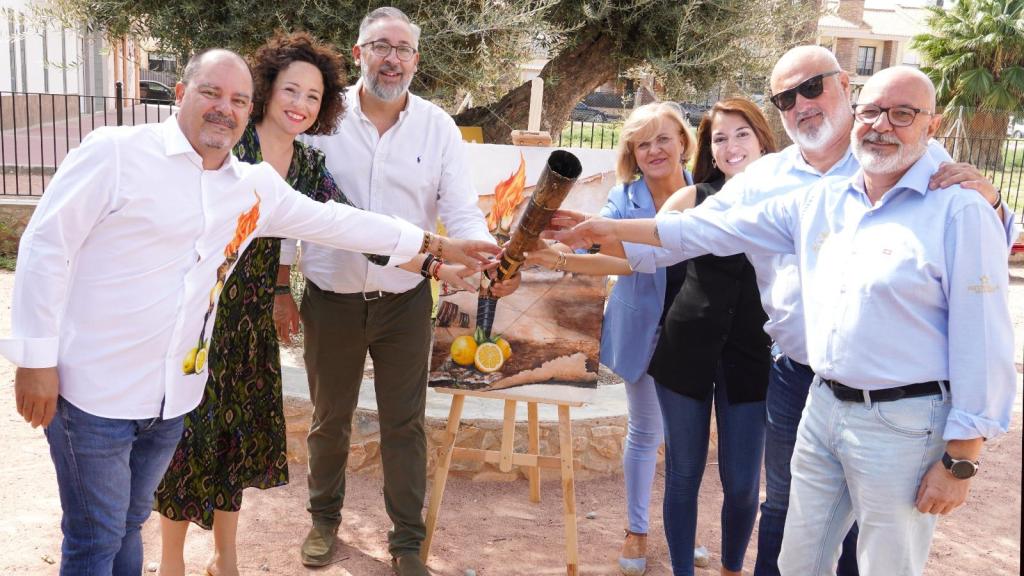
[856,46,876,76]
[148,54,177,73]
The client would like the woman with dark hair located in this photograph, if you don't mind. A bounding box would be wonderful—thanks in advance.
[649,97,776,576]
[154,32,479,576]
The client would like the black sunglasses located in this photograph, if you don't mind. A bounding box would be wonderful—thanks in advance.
[769,70,841,112]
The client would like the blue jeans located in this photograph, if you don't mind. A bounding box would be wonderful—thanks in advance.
[623,373,665,534]
[779,379,950,576]
[45,396,185,575]
[755,351,859,576]
[654,369,765,576]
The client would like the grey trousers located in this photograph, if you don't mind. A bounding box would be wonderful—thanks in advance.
[301,279,431,557]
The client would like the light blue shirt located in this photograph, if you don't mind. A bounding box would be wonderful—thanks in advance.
[626,141,1020,366]
[655,152,1016,441]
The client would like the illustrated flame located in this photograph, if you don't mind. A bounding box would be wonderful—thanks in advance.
[486,152,526,233]
[224,190,262,257]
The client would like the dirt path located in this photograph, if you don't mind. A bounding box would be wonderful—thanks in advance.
[0,267,1020,575]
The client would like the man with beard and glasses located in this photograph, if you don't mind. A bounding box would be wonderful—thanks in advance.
[0,48,499,576]
[291,7,516,576]
[535,46,1017,576]
[547,65,1016,576]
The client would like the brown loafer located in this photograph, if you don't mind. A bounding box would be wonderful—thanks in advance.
[392,553,432,576]
[300,523,339,567]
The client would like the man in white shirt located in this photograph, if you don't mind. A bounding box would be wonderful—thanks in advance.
[289,8,514,575]
[0,48,497,576]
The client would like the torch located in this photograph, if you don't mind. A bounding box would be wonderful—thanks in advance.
[476,150,583,338]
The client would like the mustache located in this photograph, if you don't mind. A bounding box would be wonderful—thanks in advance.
[379,63,402,75]
[795,109,822,122]
[203,112,237,129]
[861,131,900,145]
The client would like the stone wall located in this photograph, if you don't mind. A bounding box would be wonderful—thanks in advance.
[282,396,658,482]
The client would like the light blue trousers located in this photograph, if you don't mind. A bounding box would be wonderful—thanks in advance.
[623,373,665,533]
[779,378,951,576]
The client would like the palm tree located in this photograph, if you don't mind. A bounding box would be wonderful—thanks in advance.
[913,0,1024,167]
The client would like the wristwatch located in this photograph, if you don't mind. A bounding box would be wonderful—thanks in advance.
[941,452,979,479]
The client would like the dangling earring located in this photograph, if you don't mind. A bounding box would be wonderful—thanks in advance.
[711,157,717,168]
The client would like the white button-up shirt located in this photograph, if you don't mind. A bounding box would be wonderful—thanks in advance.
[655,152,1016,441]
[0,116,424,419]
[289,81,492,294]
[627,141,1019,365]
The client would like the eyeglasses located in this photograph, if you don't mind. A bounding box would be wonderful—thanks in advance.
[852,104,933,128]
[360,40,417,62]
[769,70,841,111]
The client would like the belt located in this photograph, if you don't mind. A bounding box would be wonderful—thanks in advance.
[822,379,947,403]
[306,281,399,301]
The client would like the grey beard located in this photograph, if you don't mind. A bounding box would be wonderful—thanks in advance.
[361,60,411,102]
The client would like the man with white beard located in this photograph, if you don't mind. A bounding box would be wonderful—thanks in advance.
[548,65,1016,576]
[285,7,513,575]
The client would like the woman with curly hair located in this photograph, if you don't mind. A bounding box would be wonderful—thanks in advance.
[154,31,478,576]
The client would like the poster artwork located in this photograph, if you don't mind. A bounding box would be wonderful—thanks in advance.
[429,144,618,404]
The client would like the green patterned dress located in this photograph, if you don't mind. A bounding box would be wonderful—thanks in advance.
[154,122,360,528]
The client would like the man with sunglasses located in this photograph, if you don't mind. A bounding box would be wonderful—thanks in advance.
[542,46,1017,576]
[289,7,515,576]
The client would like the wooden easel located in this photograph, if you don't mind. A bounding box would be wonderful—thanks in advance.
[421,387,585,576]
[422,77,585,575]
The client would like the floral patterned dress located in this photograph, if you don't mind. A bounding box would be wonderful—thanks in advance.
[154,122,355,528]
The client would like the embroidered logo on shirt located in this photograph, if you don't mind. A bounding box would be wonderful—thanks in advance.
[812,232,830,252]
[968,276,998,294]
[881,248,892,256]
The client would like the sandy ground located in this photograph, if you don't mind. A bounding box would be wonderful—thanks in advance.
[0,265,1021,576]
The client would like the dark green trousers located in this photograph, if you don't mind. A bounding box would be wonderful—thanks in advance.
[301,280,431,557]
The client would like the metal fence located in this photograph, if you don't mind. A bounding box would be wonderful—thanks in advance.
[1,89,1021,225]
[1,83,175,197]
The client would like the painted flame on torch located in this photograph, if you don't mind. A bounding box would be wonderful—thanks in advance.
[486,152,526,234]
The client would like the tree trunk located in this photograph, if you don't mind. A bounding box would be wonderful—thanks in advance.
[453,27,621,145]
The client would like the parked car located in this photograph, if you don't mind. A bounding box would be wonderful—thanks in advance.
[570,101,612,122]
[139,79,176,105]
[1009,117,1023,138]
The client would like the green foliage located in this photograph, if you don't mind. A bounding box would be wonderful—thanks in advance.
[40,0,809,118]
[913,0,1024,114]
[0,254,16,271]
[558,121,620,149]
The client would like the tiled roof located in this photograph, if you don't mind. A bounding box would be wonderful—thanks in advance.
[819,13,865,30]
[819,2,932,38]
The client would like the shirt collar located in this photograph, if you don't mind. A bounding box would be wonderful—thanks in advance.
[785,143,857,178]
[627,178,655,210]
[849,147,940,198]
[165,115,242,176]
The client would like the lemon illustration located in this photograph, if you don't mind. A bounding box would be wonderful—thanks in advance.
[195,347,209,372]
[474,342,504,373]
[182,347,199,374]
[450,335,477,366]
[494,337,512,361]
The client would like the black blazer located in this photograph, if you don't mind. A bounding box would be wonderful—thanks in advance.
[647,179,771,404]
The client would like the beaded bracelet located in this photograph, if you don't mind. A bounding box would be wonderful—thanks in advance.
[420,230,432,254]
[432,261,444,281]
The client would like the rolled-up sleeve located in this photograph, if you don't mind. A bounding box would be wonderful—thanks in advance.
[261,167,424,267]
[942,201,1016,440]
[0,130,117,367]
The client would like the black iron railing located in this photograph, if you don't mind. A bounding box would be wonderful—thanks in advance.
[557,120,619,150]
[934,135,1023,219]
[1,82,175,197]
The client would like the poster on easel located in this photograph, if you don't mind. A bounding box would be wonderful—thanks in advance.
[429,144,618,405]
